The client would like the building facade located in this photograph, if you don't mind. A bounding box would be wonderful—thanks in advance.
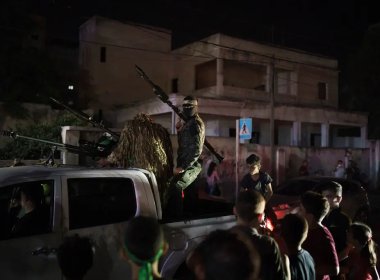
[77,17,370,186]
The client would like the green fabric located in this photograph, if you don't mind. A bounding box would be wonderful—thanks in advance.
[124,246,163,280]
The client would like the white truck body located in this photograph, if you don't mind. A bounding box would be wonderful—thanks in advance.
[0,165,236,280]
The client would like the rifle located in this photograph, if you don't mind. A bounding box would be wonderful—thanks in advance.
[49,97,120,141]
[1,130,111,162]
[135,65,224,163]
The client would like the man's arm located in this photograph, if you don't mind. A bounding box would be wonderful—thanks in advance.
[264,183,273,201]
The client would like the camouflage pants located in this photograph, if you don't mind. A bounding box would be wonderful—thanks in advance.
[164,161,202,220]
[173,161,202,190]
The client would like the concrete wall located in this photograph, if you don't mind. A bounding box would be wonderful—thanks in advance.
[61,126,373,203]
[79,17,173,110]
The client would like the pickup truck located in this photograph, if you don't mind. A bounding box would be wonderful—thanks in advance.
[0,165,236,280]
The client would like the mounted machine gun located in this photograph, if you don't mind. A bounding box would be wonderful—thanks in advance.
[1,130,113,165]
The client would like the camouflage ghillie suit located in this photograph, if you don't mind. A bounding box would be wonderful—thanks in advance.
[107,113,173,204]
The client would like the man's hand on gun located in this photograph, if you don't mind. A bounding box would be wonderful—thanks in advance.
[175,120,184,131]
[174,167,185,175]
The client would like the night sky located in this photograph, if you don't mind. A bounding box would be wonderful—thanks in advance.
[2,0,380,136]
[28,0,380,57]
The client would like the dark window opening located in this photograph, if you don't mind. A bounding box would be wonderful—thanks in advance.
[68,177,136,229]
[224,60,266,90]
[195,60,216,90]
[318,82,327,100]
[100,47,106,63]
[310,133,321,147]
[229,128,236,137]
[337,127,361,137]
[0,180,54,240]
[171,78,178,93]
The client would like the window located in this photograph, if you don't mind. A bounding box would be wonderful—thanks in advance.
[0,180,53,240]
[68,178,136,229]
[337,126,361,137]
[224,60,266,90]
[171,78,178,93]
[100,47,106,63]
[318,82,327,100]
[195,60,216,89]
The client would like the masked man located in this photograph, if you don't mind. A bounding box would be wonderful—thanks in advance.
[165,96,205,219]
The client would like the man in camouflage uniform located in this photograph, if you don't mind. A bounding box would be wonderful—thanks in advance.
[165,96,205,218]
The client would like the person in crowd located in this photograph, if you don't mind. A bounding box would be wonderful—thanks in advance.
[240,153,273,202]
[166,96,205,217]
[187,229,260,280]
[11,184,49,237]
[57,234,94,280]
[346,160,361,182]
[281,213,316,280]
[343,222,379,280]
[300,191,339,280]
[299,159,310,176]
[232,190,288,280]
[321,181,351,279]
[206,161,221,196]
[332,160,345,178]
[121,216,166,280]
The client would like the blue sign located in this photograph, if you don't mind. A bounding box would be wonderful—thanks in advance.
[239,118,252,140]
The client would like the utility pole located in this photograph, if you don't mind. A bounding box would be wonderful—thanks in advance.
[270,56,276,181]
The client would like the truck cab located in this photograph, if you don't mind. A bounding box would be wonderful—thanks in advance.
[0,165,235,280]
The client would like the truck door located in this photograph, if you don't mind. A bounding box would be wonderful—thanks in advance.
[0,178,62,280]
[60,174,141,280]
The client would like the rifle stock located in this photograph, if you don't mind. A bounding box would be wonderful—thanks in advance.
[135,65,224,163]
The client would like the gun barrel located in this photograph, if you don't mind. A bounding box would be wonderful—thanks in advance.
[1,130,107,158]
[135,65,146,79]
[50,97,120,140]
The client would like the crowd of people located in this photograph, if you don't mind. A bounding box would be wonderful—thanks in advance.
[298,158,364,183]
[8,96,378,279]
[56,155,378,280]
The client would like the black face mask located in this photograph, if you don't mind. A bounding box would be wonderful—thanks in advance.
[183,107,196,119]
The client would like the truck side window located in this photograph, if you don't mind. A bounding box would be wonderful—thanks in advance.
[68,178,136,229]
[0,180,53,240]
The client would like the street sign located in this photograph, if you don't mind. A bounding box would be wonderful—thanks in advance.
[239,118,252,140]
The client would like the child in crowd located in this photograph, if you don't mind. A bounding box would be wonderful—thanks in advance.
[121,216,166,280]
[206,161,221,196]
[187,229,260,280]
[343,222,380,280]
[281,213,316,280]
[57,234,94,280]
[300,191,339,280]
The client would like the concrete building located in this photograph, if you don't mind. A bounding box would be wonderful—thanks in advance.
[76,16,371,187]
[79,17,366,149]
